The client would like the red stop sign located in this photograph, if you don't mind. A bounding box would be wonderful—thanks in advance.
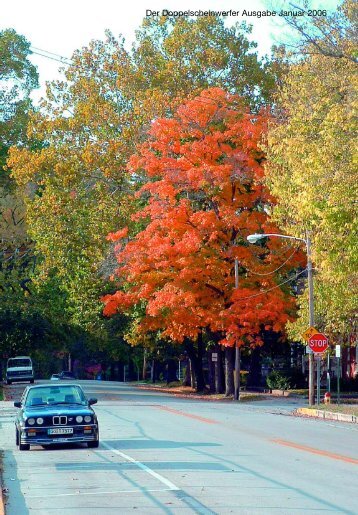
[308,333,329,353]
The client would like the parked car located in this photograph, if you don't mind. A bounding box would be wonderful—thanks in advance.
[14,384,99,451]
[50,374,60,380]
[6,356,34,385]
[59,371,75,380]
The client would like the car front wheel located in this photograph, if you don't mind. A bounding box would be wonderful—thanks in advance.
[15,428,19,446]
[7,380,11,385]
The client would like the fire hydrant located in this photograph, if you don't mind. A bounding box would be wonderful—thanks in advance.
[324,392,331,404]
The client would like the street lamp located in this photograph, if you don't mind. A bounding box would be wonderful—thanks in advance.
[247,231,315,406]
[234,257,240,401]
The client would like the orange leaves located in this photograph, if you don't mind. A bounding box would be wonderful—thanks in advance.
[106,227,128,242]
[104,88,300,346]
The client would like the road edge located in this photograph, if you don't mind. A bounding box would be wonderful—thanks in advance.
[0,451,5,515]
[133,384,271,402]
[296,407,358,424]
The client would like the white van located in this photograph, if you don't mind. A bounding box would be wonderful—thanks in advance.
[6,356,34,385]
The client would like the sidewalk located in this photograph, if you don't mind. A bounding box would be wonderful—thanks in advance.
[0,452,4,515]
[133,383,271,401]
[0,400,14,515]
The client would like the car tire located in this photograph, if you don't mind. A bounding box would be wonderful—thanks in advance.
[19,442,30,451]
[87,440,99,448]
[16,428,19,446]
[6,380,11,385]
[30,379,34,384]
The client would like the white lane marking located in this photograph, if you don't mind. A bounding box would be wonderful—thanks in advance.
[26,488,173,498]
[101,441,180,491]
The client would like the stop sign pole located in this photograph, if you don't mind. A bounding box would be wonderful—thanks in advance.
[309,333,329,405]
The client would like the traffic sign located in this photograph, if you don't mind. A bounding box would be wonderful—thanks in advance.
[308,333,329,353]
[302,326,319,342]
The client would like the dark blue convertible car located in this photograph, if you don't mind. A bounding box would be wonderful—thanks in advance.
[14,384,99,450]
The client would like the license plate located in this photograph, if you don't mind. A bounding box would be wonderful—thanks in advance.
[48,428,73,435]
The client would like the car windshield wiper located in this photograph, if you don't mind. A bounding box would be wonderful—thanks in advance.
[27,403,47,407]
[48,401,83,405]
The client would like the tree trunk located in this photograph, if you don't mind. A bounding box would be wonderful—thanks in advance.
[208,351,215,393]
[215,344,225,393]
[190,360,196,389]
[225,346,235,396]
[247,347,262,387]
[142,349,147,381]
[150,359,156,383]
[184,336,206,393]
[182,360,191,386]
[166,359,178,383]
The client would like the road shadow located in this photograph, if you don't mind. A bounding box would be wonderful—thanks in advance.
[56,460,230,472]
[1,450,29,515]
[30,443,89,451]
[102,439,221,449]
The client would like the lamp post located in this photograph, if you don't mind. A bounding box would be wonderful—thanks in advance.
[234,257,240,401]
[247,230,315,406]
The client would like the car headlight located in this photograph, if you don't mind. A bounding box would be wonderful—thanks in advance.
[36,417,44,425]
[84,415,91,423]
[27,418,35,425]
[76,416,83,423]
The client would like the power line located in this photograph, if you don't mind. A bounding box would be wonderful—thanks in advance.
[30,47,72,65]
[233,267,308,302]
[245,245,300,276]
[31,46,71,60]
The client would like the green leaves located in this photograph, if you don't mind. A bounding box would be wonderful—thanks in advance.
[267,4,357,337]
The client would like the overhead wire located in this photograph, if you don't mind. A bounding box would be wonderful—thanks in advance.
[30,47,72,65]
[233,267,308,302]
[245,245,301,276]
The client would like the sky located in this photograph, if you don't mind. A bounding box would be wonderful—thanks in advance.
[2,0,341,102]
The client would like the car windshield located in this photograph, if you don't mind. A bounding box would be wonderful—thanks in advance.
[8,358,31,367]
[25,385,86,406]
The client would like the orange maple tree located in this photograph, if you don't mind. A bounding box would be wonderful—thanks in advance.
[103,88,304,351]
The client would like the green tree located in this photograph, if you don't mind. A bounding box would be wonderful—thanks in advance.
[267,0,357,339]
[0,29,38,176]
[9,16,279,333]
[0,29,38,283]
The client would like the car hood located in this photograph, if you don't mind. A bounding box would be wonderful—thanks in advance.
[22,405,94,417]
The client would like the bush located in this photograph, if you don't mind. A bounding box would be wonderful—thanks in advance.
[266,370,291,390]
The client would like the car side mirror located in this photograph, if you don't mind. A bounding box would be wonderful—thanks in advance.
[14,401,21,408]
[88,398,97,405]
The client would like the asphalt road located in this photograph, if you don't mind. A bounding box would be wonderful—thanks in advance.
[0,380,357,514]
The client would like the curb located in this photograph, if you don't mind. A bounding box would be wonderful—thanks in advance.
[0,487,4,515]
[296,407,358,424]
[135,385,233,401]
[0,461,5,515]
[133,384,271,401]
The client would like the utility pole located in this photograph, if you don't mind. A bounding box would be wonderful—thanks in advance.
[234,258,240,401]
[306,230,315,406]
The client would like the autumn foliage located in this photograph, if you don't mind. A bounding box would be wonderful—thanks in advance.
[102,88,304,348]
